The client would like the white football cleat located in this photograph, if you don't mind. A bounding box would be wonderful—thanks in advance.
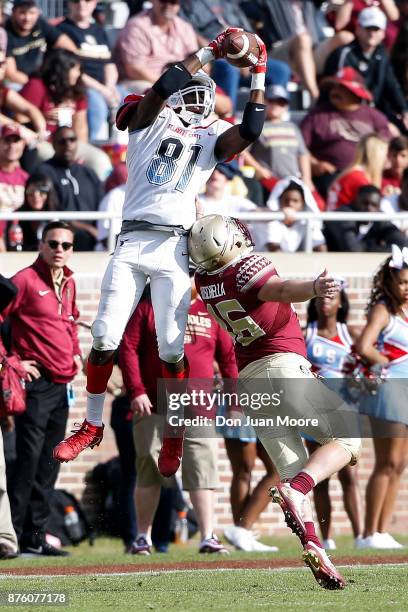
[269,483,313,545]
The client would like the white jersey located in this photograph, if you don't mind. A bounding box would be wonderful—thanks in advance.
[123,106,232,229]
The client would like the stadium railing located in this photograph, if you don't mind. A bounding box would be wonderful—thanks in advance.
[1,211,408,253]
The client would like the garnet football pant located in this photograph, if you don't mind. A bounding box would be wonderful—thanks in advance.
[92,230,191,363]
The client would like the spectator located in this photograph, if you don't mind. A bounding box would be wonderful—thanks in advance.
[333,0,400,48]
[0,276,19,560]
[382,135,408,194]
[356,247,408,549]
[115,0,198,94]
[0,49,47,143]
[381,165,408,235]
[179,0,291,110]
[305,287,364,549]
[120,270,237,555]
[301,67,391,198]
[6,173,58,251]
[5,0,77,86]
[324,7,408,130]
[57,0,120,141]
[324,184,408,250]
[0,0,7,54]
[198,162,265,249]
[390,20,408,101]
[0,124,28,249]
[264,177,326,252]
[37,126,103,251]
[0,221,81,556]
[18,49,112,180]
[327,133,388,210]
[248,84,312,189]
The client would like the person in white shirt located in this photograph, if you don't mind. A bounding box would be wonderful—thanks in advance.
[264,176,326,252]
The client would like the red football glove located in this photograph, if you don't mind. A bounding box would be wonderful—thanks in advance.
[208,27,244,60]
[250,34,267,73]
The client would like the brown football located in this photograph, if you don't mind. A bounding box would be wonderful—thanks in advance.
[222,31,261,68]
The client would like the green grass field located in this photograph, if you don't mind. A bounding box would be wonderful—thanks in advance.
[0,536,407,611]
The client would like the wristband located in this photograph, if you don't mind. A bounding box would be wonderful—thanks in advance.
[251,72,265,91]
[195,47,215,66]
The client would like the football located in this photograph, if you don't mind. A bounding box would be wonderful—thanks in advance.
[222,31,261,68]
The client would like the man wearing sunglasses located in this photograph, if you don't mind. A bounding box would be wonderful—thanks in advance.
[0,221,82,556]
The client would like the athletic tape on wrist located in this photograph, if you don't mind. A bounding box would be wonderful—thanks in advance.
[195,47,214,66]
[251,72,265,91]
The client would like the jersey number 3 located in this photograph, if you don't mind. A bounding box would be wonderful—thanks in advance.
[146,136,203,192]
[207,299,266,346]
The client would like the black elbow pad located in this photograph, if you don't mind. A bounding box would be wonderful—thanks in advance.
[152,63,192,100]
[238,102,266,142]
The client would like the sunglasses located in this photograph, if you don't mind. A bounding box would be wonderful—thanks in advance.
[26,186,50,195]
[56,136,77,144]
[46,240,73,251]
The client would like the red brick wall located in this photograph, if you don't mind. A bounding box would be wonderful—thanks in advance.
[33,255,403,537]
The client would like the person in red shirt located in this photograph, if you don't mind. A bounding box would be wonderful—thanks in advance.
[327,133,388,210]
[189,215,361,590]
[119,270,237,555]
[0,221,82,556]
[382,136,408,195]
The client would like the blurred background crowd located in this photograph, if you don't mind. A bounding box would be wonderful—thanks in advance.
[1,0,408,253]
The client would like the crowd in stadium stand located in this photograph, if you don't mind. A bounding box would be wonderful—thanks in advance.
[1,0,408,559]
[0,0,408,253]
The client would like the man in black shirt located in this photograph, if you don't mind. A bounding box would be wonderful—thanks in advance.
[37,127,103,251]
[324,6,408,131]
[58,0,120,140]
[5,0,77,86]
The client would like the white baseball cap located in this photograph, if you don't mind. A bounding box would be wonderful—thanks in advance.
[358,6,387,30]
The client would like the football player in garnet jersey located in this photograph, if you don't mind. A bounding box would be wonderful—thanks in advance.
[53,29,268,478]
[189,214,362,590]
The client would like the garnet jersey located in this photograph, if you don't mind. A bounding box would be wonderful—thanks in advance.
[195,254,306,371]
[305,322,353,378]
[123,106,231,229]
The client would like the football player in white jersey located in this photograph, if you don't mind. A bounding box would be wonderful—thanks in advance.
[54,28,268,476]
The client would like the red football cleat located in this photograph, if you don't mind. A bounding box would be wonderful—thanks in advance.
[158,433,184,477]
[269,483,313,545]
[53,420,104,463]
[303,541,346,590]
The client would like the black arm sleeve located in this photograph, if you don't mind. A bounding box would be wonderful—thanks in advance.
[238,102,266,142]
[152,62,192,100]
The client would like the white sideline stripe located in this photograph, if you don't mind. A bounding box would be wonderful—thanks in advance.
[0,562,407,580]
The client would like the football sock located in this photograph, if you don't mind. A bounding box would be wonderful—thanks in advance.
[85,360,113,426]
[304,522,322,547]
[290,471,315,496]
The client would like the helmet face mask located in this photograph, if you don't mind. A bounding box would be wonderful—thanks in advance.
[188,215,254,272]
[168,71,216,126]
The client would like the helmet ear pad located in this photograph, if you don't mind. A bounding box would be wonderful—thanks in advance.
[188,215,254,272]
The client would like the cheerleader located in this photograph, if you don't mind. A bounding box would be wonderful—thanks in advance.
[356,245,408,549]
[305,285,363,549]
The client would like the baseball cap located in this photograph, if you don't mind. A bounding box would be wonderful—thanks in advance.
[322,67,373,101]
[358,6,387,29]
[265,84,290,102]
[215,161,240,181]
[0,124,23,139]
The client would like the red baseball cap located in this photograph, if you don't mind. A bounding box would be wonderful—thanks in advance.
[0,124,23,139]
[322,67,373,102]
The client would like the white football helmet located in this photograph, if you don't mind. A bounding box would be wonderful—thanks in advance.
[188,215,254,272]
[168,70,216,126]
